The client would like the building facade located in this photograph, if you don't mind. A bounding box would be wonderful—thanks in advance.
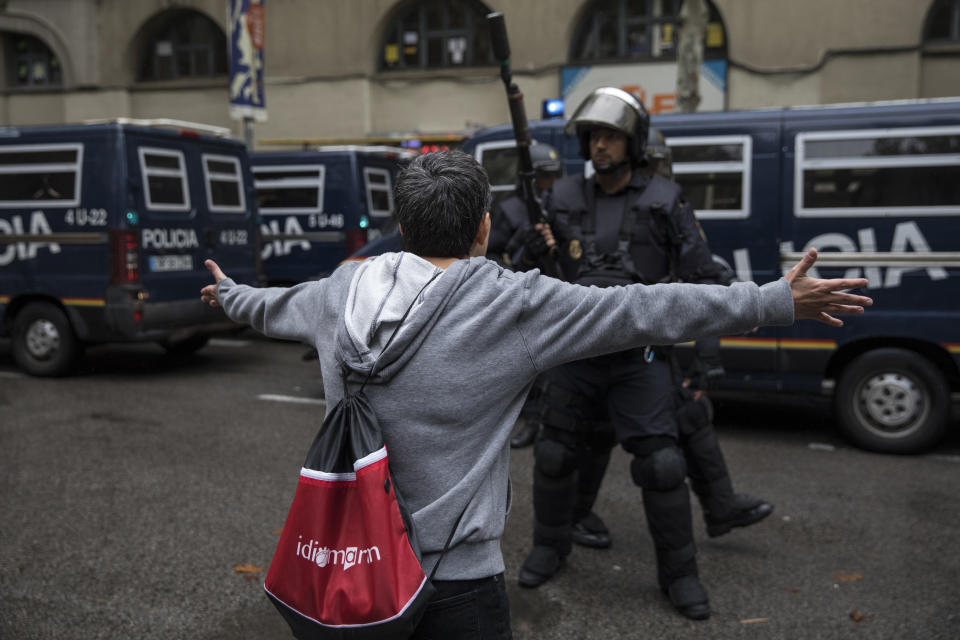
[0,0,956,146]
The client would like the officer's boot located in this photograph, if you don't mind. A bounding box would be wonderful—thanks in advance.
[519,434,578,588]
[629,438,710,620]
[571,439,613,549]
[678,395,773,538]
[642,486,710,620]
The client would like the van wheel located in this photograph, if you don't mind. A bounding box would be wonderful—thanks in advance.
[835,349,949,454]
[12,302,80,377]
[160,334,210,356]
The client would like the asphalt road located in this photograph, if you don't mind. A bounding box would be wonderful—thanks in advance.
[1,333,958,640]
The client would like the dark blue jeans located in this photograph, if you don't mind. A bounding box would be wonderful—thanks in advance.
[410,573,512,640]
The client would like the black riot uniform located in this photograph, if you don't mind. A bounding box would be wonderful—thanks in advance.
[518,88,766,621]
[535,170,722,595]
[536,129,773,553]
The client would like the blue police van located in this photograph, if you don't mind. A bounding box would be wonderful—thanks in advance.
[396,99,960,454]
[0,119,261,376]
[251,146,415,284]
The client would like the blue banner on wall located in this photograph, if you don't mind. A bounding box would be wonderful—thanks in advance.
[228,0,267,122]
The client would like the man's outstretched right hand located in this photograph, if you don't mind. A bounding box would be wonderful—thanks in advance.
[786,248,873,326]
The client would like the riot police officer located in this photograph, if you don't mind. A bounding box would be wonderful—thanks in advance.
[487,141,563,271]
[643,126,674,179]
[558,127,775,554]
[517,87,753,620]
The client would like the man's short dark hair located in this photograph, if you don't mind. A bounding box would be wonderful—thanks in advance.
[394,150,491,258]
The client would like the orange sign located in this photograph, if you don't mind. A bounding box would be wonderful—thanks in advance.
[620,85,677,114]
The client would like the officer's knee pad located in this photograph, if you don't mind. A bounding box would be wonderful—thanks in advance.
[534,438,578,478]
[630,446,687,491]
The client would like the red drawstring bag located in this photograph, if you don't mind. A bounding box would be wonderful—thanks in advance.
[264,274,461,638]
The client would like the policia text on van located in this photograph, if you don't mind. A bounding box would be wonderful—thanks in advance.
[0,120,261,376]
[464,98,960,454]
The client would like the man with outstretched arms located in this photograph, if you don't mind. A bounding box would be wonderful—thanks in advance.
[201,150,870,638]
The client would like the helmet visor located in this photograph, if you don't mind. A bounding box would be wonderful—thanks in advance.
[564,87,643,139]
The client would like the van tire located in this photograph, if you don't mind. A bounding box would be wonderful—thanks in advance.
[835,349,949,454]
[160,334,210,356]
[12,302,81,377]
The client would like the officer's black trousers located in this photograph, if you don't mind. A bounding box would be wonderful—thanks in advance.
[534,348,698,586]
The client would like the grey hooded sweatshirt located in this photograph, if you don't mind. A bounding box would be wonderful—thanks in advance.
[215,252,794,581]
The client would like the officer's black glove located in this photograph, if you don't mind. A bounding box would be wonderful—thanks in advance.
[520,227,551,264]
[688,354,725,391]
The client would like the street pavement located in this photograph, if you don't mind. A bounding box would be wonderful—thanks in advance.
[1,333,957,639]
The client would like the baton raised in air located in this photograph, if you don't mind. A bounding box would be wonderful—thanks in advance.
[487,11,558,275]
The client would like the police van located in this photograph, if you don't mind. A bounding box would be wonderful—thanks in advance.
[251,146,415,284]
[0,119,261,376]
[463,98,960,454]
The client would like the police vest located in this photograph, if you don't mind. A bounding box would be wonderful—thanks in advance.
[549,173,683,287]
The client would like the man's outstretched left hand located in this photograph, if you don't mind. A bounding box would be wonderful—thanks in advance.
[200,259,227,308]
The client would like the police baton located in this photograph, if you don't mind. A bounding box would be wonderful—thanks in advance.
[487,12,558,276]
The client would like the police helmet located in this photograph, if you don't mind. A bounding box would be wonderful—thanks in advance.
[529,141,563,177]
[645,127,674,179]
[564,87,650,165]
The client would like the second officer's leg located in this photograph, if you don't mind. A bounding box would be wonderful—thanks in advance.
[675,389,774,537]
[571,420,616,549]
[610,349,710,620]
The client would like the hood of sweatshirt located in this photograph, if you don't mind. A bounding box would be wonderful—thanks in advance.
[337,252,482,384]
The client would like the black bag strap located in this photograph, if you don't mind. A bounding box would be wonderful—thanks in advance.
[428,498,472,582]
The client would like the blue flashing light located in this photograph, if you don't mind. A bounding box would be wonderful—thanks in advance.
[542,99,564,119]
[359,215,370,229]
[125,211,139,226]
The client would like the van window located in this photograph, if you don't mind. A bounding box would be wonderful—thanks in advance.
[202,154,246,213]
[795,126,960,217]
[138,147,190,211]
[667,135,752,220]
[474,140,521,197]
[363,167,394,218]
[0,143,82,208]
[253,165,325,214]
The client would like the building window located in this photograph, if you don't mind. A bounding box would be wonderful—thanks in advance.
[380,0,495,71]
[138,10,228,81]
[925,0,960,42]
[570,0,726,63]
[4,33,62,88]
